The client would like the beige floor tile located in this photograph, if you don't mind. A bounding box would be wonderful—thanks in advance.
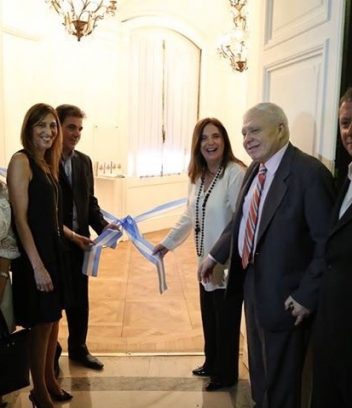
[57,230,220,354]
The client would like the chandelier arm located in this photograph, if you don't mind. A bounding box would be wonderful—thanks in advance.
[47,0,118,40]
[85,0,106,15]
[78,0,91,20]
[50,0,63,15]
[94,1,107,14]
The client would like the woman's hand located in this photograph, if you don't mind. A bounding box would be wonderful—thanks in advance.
[152,244,169,258]
[33,264,53,292]
[198,256,216,282]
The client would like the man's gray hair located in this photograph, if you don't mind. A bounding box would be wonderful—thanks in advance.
[248,102,289,128]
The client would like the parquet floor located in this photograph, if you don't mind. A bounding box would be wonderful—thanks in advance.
[58,230,204,353]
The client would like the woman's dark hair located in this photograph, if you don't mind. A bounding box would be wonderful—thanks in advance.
[20,103,62,180]
[188,117,245,183]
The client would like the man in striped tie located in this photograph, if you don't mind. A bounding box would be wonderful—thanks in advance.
[198,102,335,408]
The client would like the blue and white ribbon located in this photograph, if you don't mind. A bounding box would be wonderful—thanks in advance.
[2,165,186,294]
[0,167,7,178]
[81,227,123,278]
[83,198,187,293]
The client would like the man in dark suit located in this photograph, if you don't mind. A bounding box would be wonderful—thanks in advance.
[312,88,352,407]
[199,103,334,408]
[55,104,115,371]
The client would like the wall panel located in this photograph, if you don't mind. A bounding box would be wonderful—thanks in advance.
[264,44,326,157]
[265,0,330,47]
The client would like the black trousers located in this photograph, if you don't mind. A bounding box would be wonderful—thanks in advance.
[64,243,89,355]
[312,358,352,407]
[199,284,243,383]
[244,266,310,408]
[312,319,352,407]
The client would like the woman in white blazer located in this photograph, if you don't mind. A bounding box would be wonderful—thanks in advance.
[154,118,246,391]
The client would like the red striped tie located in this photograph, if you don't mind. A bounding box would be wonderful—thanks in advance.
[241,164,267,269]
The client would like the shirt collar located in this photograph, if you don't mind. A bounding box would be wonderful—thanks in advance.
[348,162,352,181]
[62,150,76,162]
[263,143,289,176]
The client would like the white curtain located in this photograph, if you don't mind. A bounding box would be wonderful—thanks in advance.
[128,28,200,177]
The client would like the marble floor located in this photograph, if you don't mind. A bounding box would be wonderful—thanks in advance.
[3,230,253,407]
[5,355,252,408]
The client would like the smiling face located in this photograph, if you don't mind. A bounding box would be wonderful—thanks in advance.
[242,108,287,163]
[61,115,83,155]
[32,113,58,154]
[200,123,225,169]
[339,101,352,157]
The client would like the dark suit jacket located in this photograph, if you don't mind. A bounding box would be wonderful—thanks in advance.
[59,150,107,237]
[211,143,335,331]
[316,177,352,364]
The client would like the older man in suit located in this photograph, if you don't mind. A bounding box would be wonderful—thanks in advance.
[199,103,334,408]
[55,104,116,372]
[312,88,352,407]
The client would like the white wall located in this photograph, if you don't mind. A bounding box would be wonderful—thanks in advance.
[0,0,251,229]
[246,0,345,171]
[0,0,249,168]
[0,0,345,228]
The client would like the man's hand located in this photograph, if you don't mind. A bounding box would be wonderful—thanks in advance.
[152,244,169,258]
[104,222,121,232]
[198,256,217,282]
[73,233,94,251]
[284,295,311,326]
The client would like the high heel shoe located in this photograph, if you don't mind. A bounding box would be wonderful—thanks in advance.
[49,389,73,402]
[28,392,53,408]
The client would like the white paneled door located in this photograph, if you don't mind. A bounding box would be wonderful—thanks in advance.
[252,0,346,170]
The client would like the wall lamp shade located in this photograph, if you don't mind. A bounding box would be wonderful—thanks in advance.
[47,0,117,41]
[217,0,248,72]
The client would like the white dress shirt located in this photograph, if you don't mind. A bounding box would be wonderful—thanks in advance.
[238,144,289,257]
[339,162,352,219]
[62,151,79,231]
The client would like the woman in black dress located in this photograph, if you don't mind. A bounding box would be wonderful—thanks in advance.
[7,104,88,408]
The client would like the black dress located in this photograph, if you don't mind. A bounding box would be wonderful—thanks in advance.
[12,151,63,327]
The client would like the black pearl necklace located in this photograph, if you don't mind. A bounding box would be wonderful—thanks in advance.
[195,166,223,257]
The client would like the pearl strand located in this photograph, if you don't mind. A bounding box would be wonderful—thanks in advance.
[195,166,223,257]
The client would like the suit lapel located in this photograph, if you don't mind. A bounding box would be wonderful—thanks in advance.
[329,178,352,236]
[59,161,72,190]
[71,153,79,188]
[256,145,292,245]
[71,152,83,206]
[236,162,259,209]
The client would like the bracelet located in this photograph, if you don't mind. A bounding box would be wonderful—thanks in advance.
[0,271,9,279]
